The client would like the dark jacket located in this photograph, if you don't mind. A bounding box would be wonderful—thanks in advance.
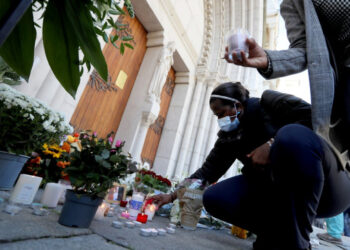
[190,90,312,184]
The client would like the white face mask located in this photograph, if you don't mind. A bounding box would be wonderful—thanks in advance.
[217,112,240,132]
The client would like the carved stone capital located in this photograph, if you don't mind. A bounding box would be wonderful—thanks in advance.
[141,111,158,127]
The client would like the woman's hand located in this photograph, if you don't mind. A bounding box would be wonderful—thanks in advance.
[151,193,173,208]
[246,142,271,167]
[224,38,268,69]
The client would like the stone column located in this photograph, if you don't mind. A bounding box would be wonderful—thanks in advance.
[173,73,207,180]
[129,111,158,162]
[188,82,214,175]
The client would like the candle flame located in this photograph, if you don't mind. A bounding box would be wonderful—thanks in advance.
[149,204,156,212]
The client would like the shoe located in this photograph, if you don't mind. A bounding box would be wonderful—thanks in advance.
[316,233,342,244]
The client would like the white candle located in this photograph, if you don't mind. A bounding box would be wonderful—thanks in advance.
[125,221,135,228]
[128,192,145,218]
[157,228,166,236]
[140,228,151,237]
[41,183,64,208]
[150,228,158,236]
[9,174,42,205]
[167,227,175,234]
[94,202,109,220]
[112,221,123,228]
[134,221,142,227]
[168,223,176,229]
[144,204,157,221]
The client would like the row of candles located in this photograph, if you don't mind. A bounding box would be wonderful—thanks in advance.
[8,174,158,225]
[9,174,69,207]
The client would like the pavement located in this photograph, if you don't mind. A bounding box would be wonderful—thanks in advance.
[0,190,350,250]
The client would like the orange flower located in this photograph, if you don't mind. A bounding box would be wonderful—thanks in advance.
[61,142,71,153]
[61,171,68,177]
[57,161,70,169]
[30,156,41,164]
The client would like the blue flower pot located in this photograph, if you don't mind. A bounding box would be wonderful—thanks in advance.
[0,151,29,190]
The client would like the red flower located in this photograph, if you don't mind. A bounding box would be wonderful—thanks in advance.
[73,133,79,138]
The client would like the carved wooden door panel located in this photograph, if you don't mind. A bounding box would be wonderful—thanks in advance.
[70,13,147,138]
[141,67,176,167]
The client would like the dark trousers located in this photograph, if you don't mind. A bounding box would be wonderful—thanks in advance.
[203,124,350,250]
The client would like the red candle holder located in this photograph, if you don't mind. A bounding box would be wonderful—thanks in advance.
[119,200,128,207]
[136,213,148,224]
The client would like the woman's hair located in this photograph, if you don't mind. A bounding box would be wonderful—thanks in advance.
[209,82,250,107]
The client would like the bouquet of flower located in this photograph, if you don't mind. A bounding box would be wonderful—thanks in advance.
[0,84,73,156]
[21,134,78,185]
[63,131,137,198]
[134,169,172,194]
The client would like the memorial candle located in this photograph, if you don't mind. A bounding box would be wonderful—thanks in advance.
[41,183,64,208]
[136,213,148,224]
[9,174,42,205]
[121,210,130,219]
[144,204,157,221]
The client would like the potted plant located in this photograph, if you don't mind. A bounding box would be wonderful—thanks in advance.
[0,84,72,190]
[58,131,136,228]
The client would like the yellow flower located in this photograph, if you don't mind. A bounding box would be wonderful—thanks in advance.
[67,135,75,143]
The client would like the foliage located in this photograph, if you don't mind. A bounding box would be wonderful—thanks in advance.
[0,0,135,98]
[22,140,73,186]
[0,57,21,85]
[134,169,172,194]
[64,131,136,198]
[0,84,72,155]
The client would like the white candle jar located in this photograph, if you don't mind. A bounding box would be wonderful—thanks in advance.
[9,174,42,205]
[41,183,64,208]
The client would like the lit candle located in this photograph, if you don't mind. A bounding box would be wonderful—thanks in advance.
[9,174,42,205]
[94,202,109,220]
[41,183,64,208]
[128,192,145,219]
[144,204,157,221]
[136,213,148,224]
[121,211,130,219]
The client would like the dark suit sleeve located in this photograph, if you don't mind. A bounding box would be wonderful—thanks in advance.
[189,138,237,184]
[260,90,312,129]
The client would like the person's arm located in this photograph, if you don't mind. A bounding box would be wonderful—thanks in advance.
[260,89,312,128]
[152,138,237,206]
[189,138,237,184]
[262,0,307,79]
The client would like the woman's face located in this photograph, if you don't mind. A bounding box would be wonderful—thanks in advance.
[210,99,243,121]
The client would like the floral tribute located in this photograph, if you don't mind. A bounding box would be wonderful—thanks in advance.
[134,169,172,194]
[22,134,79,185]
[63,131,136,198]
[0,84,72,156]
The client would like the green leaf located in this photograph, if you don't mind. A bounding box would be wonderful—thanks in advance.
[43,0,80,97]
[111,34,119,43]
[102,161,111,169]
[0,1,36,81]
[124,43,134,49]
[122,36,133,41]
[101,149,110,159]
[120,43,125,55]
[110,154,118,163]
[103,32,109,43]
[95,155,104,163]
[64,0,108,81]
[114,4,126,15]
